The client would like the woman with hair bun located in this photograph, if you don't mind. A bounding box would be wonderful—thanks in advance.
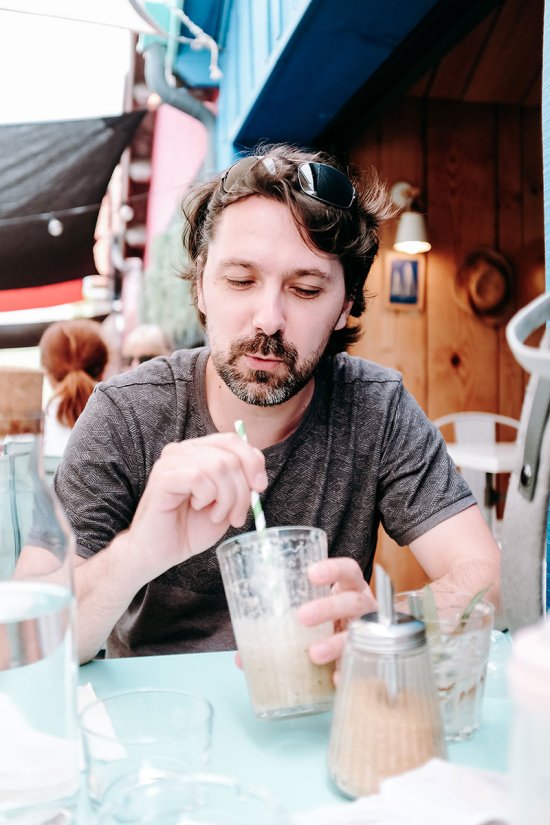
[39,319,108,455]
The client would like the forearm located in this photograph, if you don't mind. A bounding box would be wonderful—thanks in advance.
[427,557,501,610]
[410,506,502,613]
[75,532,146,664]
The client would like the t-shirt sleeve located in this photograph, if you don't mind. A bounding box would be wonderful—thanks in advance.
[52,385,141,558]
[376,383,476,546]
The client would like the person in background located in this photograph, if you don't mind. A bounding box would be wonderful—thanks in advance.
[122,324,174,369]
[39,319,108,456]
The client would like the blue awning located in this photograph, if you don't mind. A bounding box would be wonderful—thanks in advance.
[170,0,501,160]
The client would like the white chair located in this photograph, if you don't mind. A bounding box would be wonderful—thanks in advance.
[434,412,520,540]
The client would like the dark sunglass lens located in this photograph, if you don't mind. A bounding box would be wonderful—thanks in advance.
[297,163,355,208]
[311,163,355,208]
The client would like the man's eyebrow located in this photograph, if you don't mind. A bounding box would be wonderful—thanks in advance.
[218,258,254,269]
[291,268,334,283]
[217,259,335,282]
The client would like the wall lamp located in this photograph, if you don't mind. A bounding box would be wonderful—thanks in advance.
[390,181,431,255]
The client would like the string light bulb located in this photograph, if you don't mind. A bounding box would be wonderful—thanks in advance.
[47,218,64,237]
[119,204,135,222]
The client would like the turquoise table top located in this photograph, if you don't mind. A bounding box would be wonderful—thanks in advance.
[76,632,512,820]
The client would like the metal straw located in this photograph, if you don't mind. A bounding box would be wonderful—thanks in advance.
[375,563,398,703]
[376,563,396,627]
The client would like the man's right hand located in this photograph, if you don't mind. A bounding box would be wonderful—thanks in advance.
[69,431,266,663]
[126,432,267,582]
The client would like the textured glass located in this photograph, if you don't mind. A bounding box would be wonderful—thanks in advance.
[217,527,334,719]
[328,638,446,797]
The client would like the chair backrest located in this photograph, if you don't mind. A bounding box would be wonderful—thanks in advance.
[433,412,520,443]
[433,412,520,533]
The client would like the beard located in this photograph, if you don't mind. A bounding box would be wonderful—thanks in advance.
[210,331,326,406]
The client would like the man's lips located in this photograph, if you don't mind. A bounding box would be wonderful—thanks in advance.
[243,353,286,369]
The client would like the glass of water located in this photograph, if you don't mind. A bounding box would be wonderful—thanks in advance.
[80,689,213,807]
[0,397,79,823]
[398,589,495,741]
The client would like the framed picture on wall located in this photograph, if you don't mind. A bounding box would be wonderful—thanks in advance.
[384,253,426,311]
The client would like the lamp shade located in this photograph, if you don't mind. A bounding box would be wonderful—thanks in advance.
[393,211,431,254]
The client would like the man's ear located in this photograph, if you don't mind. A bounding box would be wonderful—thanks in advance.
[196,256,206,315]
[334,299,353,331]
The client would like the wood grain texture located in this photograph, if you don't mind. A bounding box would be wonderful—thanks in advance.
[426,101,499,418]
[496,106,526,419]
[465,0,543,105]
[407,0,541,107]
[427,9,498,102]
[346,90,544,595]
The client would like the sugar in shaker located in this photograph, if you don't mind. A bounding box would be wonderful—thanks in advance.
[327,566,446,797]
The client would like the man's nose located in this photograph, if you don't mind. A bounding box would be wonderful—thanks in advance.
[252,290,286,337]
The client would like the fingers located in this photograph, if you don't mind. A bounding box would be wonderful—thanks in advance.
[296,556,377,669]
[298,557,376,627]
[298,588,375,629]
[149,433,267,527]
[162,433,267,493]
[308,630,347,665]
[307,557,369,593]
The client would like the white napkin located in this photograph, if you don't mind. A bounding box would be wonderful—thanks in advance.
[293,759,510,825]
[0,693,80,824]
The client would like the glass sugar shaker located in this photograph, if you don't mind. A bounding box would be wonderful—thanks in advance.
[328,565,446,797]
[508,618,550,825]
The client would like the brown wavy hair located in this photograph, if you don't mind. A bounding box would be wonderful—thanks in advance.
[40,319,108,428]
[181,143,394,354]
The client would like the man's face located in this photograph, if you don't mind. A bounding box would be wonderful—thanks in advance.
[197,196,351,406]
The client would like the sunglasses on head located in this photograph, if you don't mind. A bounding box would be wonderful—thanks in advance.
[221,155,356,210]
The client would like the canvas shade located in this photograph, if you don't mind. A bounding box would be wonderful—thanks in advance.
[0,110,145,291]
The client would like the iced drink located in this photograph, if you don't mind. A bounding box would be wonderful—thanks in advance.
[398,590,494,740]
[217,527,335,719]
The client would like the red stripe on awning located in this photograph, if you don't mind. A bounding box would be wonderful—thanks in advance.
[0,280,83,311]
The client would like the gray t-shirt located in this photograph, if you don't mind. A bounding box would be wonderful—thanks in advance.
[55,348,474,657]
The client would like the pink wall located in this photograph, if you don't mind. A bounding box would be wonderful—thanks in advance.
[144,104,207,267]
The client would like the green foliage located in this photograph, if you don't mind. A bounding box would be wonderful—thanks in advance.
[419,583,493,640]
[140,216,205,350]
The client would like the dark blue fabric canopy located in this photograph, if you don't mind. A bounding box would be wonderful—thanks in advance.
[0,110,145,292]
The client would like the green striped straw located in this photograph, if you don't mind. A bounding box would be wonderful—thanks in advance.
[234,419,266,533]
[234,420,287,615]
[234,419,287,615]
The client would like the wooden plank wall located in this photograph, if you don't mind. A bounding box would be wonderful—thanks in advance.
[348,96,544,592]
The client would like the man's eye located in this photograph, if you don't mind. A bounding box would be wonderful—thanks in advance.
[227,279,253,288]
[292,287,321,298]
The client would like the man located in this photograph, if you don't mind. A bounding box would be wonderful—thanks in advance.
[26,145,500,663]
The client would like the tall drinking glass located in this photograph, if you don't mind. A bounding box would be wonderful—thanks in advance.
[0,368,79,823]
[217,526,335,719]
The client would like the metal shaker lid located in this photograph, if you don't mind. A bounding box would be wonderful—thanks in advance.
[349,611,426,653]
[349,564,426,653]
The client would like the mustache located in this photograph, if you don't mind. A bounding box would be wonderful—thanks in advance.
[228,332,298,366]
